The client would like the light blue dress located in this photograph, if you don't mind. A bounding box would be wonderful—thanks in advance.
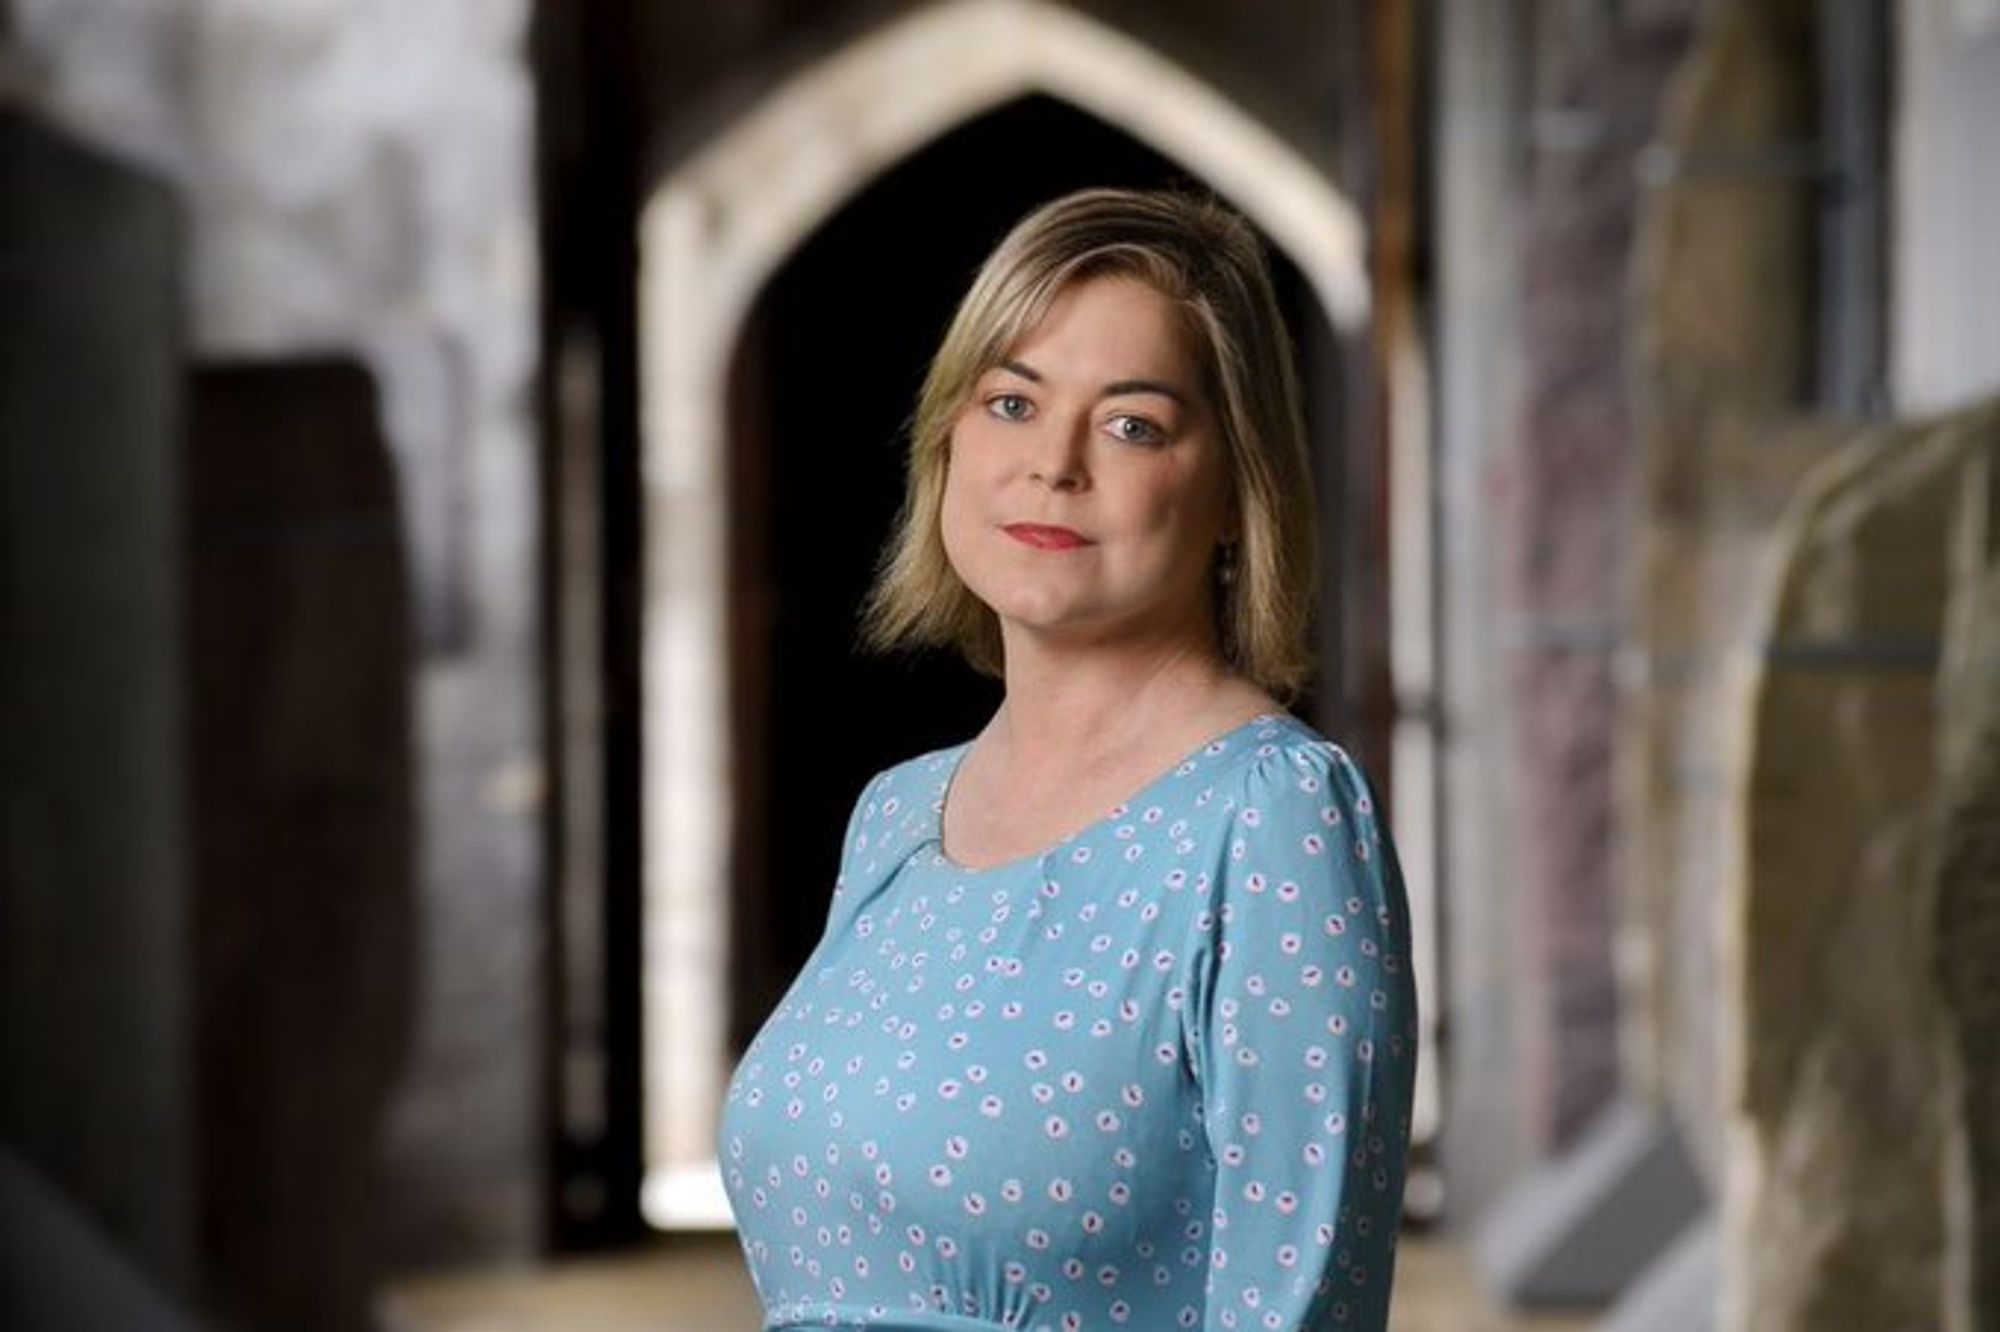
[719,712,1418,1332]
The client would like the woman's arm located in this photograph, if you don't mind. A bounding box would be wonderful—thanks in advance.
[1183,740,1419,1332]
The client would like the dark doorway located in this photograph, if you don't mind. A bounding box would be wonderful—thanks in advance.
[723,94,1349,1047]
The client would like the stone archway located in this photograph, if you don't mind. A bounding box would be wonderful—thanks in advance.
[636,0,1373,1226]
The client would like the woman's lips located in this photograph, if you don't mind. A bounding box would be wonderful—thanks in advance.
[1002,523,1093,551]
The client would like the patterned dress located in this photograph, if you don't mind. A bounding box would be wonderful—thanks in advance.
[719,712,1418,1332]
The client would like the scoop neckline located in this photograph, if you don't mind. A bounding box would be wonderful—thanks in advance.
[926,710,1301,876]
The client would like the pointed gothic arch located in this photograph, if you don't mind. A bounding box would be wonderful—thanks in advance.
[636,0,1374,1225]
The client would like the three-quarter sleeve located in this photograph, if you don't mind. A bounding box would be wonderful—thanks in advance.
[1182,740,1418,1332]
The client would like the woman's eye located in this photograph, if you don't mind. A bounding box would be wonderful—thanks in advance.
[1107,414,1165,445]
[986,393,1033,422]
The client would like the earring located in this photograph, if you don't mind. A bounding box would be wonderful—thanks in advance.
[1217,542,1238,586]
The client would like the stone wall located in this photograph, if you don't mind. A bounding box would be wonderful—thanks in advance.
[8,0,545,1270]
[632,0,1364,194]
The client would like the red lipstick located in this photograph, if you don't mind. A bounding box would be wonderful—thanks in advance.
[1002,523,1093,551]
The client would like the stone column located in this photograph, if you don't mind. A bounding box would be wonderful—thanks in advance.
[1505,0,1700,1152]
[0,108,192,1293]
[1626,0,1822,1182]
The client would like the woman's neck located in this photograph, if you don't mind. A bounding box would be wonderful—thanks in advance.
[981,623,1261,777]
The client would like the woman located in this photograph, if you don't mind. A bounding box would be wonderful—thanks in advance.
[719,187,1418,1332]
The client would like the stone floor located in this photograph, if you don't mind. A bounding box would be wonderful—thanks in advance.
[379,1231,1595,1332]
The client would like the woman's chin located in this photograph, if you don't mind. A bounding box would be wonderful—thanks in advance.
[991,601,1091,637]
[978,589,1101,637]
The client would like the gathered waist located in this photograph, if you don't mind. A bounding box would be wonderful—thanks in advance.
[771,1308,1017,1332]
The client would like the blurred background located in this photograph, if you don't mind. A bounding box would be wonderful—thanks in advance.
[3,1,1996,1331]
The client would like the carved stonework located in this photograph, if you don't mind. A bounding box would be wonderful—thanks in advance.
[1931,445,2000,1331]
[1631,3,2000,1326]
[1727,402,2000,1332]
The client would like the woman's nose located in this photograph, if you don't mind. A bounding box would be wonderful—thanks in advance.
[1028,416,1089,491]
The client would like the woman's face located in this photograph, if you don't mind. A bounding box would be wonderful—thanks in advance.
[940,274,1234,656]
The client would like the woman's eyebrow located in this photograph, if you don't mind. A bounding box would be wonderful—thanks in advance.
[996,360,1189,407]
[1101,378,1190,406]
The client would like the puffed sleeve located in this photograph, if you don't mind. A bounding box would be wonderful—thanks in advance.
[819,750,946,940]
[1182,740,1418,1332]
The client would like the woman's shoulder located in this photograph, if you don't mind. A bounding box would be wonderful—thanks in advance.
[1114,710,1371,841]
[826,741,969,922]
[837,738,970,856]
[1196,715,1406,942]
[1246,709,1371,779]
[1211,710,1365,786]
[854,738,969,812]
[1213,711,1384,840]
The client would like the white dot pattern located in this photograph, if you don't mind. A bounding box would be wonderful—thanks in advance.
[719,714,1418,1332]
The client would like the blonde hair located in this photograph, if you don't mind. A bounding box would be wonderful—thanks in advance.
[861,187,1318,697]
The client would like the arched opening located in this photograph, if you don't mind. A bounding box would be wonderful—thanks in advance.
[635,0,1416,1228]
[723,90,1348,1065]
